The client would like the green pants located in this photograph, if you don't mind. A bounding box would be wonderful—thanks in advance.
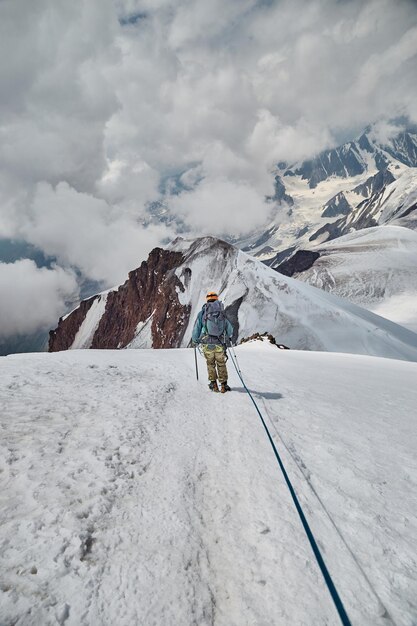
[202,344,228,383]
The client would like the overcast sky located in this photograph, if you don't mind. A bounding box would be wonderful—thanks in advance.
[1,0,417,338]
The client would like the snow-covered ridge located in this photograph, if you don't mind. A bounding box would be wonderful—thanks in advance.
[283,127,417,189]
[308,167,417,245]
[50,236,417,363]
[240,125,417,261]
[279,225,417,334]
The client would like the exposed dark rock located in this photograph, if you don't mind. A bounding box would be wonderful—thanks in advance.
[398,201,417,219]
[353,169,395,197]
[358,133,373,152]
[283,128,417,189]
[309,163,409,243]
[49,248,192,351]
[49,295,99,352]
[321,192,352,218]
[253,245,275,258]
[296,225,309,238]
[293,142,366,188]
[310,193,382,243]
[375,151,390,170]
[225,295,246,344]
[264,246,295,269]
[267,175,294,205]
[91,248,189,349]
[309,219,347,243]
[274,250,320,277]
[239,332,289,349]
[384,131,417,167]
[242,225,279,252]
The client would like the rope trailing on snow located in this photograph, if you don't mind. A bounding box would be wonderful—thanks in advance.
[227,346,352,626]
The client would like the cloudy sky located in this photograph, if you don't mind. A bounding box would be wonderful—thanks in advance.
[1,0,417,340]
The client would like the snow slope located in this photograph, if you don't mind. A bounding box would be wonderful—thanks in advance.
[57,236,417,361]
[71,294,108,350]
[132,238,417,360]
[239,162,417,260]
[372,168,417,226]
[1,344,417,625]
[308,168,417,246]
[371,294,417,334]
[292,225,417,332]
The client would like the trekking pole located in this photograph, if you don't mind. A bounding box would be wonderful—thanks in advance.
[222,334,229,362]
[194,345,199,381]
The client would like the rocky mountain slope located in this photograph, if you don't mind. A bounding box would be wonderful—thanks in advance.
[241,125,417,261]
[309,167,417,244]
[284,125,417,189]
[49,236,417,362]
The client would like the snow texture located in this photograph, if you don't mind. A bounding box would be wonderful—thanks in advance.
[71,294,108,349]
[241,157,417,259]
[297,225,417,332]
[1,344,417,625]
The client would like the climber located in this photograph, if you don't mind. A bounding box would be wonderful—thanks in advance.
[192,291,234,393]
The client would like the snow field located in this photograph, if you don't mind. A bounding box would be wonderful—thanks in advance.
[1,344,417,625]
[297,226,417,333]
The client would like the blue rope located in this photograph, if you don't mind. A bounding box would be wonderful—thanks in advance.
[228,347,352,626]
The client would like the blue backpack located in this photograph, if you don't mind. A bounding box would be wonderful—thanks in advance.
[202,300,226,338]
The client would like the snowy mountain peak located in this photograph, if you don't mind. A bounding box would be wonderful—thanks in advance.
[49,236,417,362]
[240,122,417,264]
[310,167,417,244]
[283,124,417,189]
[321,191,352,218]
[352,168,396,198]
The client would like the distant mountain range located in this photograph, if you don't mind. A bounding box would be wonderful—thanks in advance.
[242,124,417,333]
[241,123,417,266]
[283,125,417,188]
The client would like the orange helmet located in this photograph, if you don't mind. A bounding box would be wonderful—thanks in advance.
[206,291,219,301]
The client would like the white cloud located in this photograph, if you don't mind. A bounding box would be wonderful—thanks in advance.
[0,0,120,191]
[0,260,78,338]
[352,24,417,97]
[368,120,407,148]
[168,177,273,236]
[97,158,161,212]
[1,0,417,341]
[246,109,333,167]
[20,182,172,286]
[102,0,417,228]
[167,0,257,50]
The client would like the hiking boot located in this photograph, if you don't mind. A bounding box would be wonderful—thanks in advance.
[220,382,231,393]
[209,381,219,392]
